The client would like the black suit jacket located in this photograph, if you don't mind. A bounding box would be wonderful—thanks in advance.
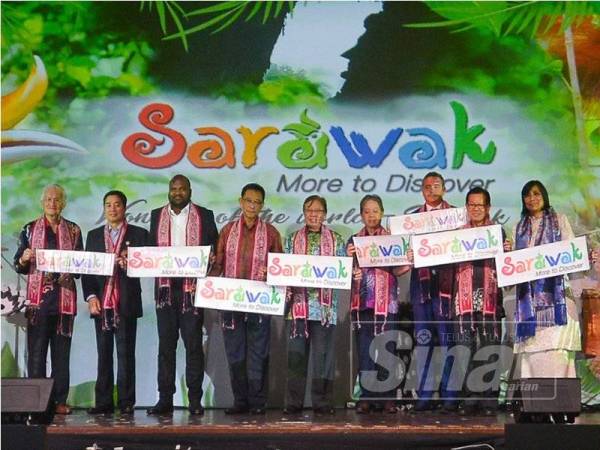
[82,224,148,319]
[149,203,218,297]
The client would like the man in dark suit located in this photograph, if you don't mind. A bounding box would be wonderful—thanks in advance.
[83,190,148,415]
[146,174,218,416]
[409,172,458,413]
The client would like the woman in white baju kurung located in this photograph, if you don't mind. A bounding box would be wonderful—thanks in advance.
[509,181,581,379]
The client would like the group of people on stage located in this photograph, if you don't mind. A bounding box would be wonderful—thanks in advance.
[14,172,597,418]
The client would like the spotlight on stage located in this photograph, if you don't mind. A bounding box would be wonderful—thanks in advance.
[508,378,581,424]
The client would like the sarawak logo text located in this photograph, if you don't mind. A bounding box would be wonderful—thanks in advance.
[122,101,496,170]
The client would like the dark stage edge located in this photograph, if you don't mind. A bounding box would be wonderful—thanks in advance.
[42,409,600,450]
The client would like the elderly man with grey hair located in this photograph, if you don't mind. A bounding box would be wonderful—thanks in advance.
[14,184,83,415]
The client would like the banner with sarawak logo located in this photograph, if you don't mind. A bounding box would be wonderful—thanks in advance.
[35,250,115,276]
[496,237,590,288]
[195,277,286,316]
[353,234,411,267]
[412,224,504,267]
[126,246,211,278]
[2,1,598,407]
[267,253,353,290]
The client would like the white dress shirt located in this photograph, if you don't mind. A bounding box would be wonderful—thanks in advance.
[169,203,190,246]
[425,202,443,211]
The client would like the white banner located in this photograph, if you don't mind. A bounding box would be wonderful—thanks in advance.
[352,234,411,267]
[495,236,589,288]
[195,277,286,316]
[35,249,115,275]
[266,253,353,290]
[412,224,503,268]
[389,207,468,235]
[127,246,211,278]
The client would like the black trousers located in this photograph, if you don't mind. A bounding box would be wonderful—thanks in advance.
[457,313,501,410]
[355,311,401,401]
[93,316,137,409]
[156,293,204,407]
[27,314,71,405]
[222,312,271,409]
[285,320,336,410]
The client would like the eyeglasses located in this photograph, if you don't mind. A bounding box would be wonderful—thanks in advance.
[242,198,263,207]
[304,209,325,215]
[467,203,487,210]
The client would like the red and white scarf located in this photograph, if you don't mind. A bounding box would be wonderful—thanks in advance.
[156,204,202,311]
[26,216,80,336]
[351,225,393,333]
[455,219,498,317]
[288,225,336,334]
[222,217,269,329]
[224,217,268,281]
[101,222,128,330]
[416,201,454,318]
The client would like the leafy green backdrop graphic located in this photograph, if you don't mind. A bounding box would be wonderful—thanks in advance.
[1,342,20,377]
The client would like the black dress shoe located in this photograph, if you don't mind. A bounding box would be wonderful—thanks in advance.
[146,403,174,415]
[189,405,205,416]
[313,406,335,415]
[409,400,433,414]
[120,405,134,415]
[439,401,458,415]
[482,407,496,417]
[356,401,371,414]
[459,404,478,416]
[87,406,114,415]
[283,405,302,415]
[250,407,266,415]
[383,401,398,414]
[224,405,249,415]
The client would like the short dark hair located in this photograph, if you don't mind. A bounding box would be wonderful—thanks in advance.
[103,190,127,207]
[241,183,265,201]
[303,195,327,213]
[465,187,490,206]
[360,194,384,213]
[170,174,191,189]
[521,180,551,217]
[422,171,445,189]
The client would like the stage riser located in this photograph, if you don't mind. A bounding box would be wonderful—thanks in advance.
[47,434,503,450]
[505,424,600,450]
[2,425,47,450]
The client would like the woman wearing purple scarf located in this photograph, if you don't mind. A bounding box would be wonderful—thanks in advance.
[506,180,581,380]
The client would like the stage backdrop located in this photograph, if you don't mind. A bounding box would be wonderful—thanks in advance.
[2,1,599,407]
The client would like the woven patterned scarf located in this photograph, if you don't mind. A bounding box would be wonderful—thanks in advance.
[415,201,454,318]
[455,219,497,318]
[224,217,268,281]
[156,204,202,312]
[26,216,79,336]
[222,217,268,328]
[288,225,336,335]
[514,208,566,341]
[101,222,128,330]
[351,225,393,334]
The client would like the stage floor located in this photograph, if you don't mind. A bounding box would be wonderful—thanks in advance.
[43,408,600,450]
